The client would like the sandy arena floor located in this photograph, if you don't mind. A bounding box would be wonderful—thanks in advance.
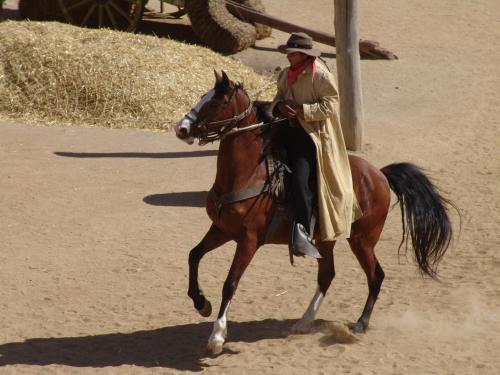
[0,0,499,374]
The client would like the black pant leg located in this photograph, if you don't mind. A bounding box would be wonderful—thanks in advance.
[282,126,317,231]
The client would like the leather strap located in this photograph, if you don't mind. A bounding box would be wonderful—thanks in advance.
[209,184,269,216]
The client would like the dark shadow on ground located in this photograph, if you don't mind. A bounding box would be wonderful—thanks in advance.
[1,6,201,46]
[144,191,208,207]
[137,16,201,45]
[54,150,217,158]
[1,7,21,20]
[0,319,298,372]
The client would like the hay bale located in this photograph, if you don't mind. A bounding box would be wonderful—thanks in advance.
[0,20,275,130]
[229,0,272,40]
[186,0,256,54]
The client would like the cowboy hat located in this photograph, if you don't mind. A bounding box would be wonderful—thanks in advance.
[278,32,321,57]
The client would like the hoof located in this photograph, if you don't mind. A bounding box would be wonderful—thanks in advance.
[206,339,224,356]
[290,319,314,334]
[348,321,367,334]
[198,299,212,317]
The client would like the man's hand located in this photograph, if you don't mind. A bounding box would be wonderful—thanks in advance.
[292,104,304,116]
[277,100,296,118]
[277,100,303,118]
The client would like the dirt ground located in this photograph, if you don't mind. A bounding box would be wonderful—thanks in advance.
[1,1,499,374]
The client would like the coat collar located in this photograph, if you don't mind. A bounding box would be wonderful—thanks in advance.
[286,62,315,83]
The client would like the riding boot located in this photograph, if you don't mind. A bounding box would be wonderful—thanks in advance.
[289,222,322,259]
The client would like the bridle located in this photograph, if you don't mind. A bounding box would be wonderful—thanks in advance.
[181,83,290,224]
[188,85,259,145]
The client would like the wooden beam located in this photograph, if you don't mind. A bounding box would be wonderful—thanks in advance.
[225,0,397,60]
[226,0,336,46]
[334,0,363,151]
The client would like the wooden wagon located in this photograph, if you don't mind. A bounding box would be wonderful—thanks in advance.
[17,0,269,52]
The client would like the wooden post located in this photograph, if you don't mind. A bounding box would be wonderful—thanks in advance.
[334,0,363,151]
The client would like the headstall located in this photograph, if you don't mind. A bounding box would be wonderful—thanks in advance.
[189,87,254,145]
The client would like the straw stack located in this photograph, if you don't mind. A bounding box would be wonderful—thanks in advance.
[186,0,271,54]
[0,20,275,130]
[229,0,272,40]
[186,0,255,54]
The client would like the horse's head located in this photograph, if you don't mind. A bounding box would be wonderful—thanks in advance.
[175,70,252,145]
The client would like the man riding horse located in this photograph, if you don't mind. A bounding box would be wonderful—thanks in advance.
[272,32,362,258]
[174,32,454,355]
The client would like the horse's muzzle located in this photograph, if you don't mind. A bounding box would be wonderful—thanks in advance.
[177,127,189,139]
[175,121,195,144]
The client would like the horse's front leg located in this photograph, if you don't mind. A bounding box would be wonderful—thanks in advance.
[291,241,335,334]
[188,224,230,317]
[207,233,258,355]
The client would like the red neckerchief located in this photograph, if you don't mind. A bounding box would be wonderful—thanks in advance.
[287,57,316,85]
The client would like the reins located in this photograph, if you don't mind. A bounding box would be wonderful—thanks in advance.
[220,117,288,140]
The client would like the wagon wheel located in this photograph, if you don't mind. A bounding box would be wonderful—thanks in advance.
[57,0,145,31]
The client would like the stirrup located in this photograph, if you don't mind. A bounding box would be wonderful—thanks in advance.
[289,223,322,259]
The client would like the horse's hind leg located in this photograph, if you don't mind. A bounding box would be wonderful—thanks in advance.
[188,224,230,317]
[291,241,335,334]
[347,229,385,333]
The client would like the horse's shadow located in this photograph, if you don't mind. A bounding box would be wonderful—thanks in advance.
[54,150,218,159]
[143,191,208,207]
[0,319,297,372]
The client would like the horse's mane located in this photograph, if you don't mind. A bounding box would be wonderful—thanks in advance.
[212,81,284,157]
[253,100,274,123]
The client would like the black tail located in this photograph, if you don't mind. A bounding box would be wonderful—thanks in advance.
[381,163,456,278]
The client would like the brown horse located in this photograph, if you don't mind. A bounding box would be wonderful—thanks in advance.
[174,71,454,355]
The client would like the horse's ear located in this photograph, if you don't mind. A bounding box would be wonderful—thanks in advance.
[221,70,230,87]
[214,69,222,85]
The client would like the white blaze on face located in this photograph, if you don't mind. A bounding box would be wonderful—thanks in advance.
[175,89,216,144]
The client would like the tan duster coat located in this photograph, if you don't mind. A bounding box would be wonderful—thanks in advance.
[272,61,362,241]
